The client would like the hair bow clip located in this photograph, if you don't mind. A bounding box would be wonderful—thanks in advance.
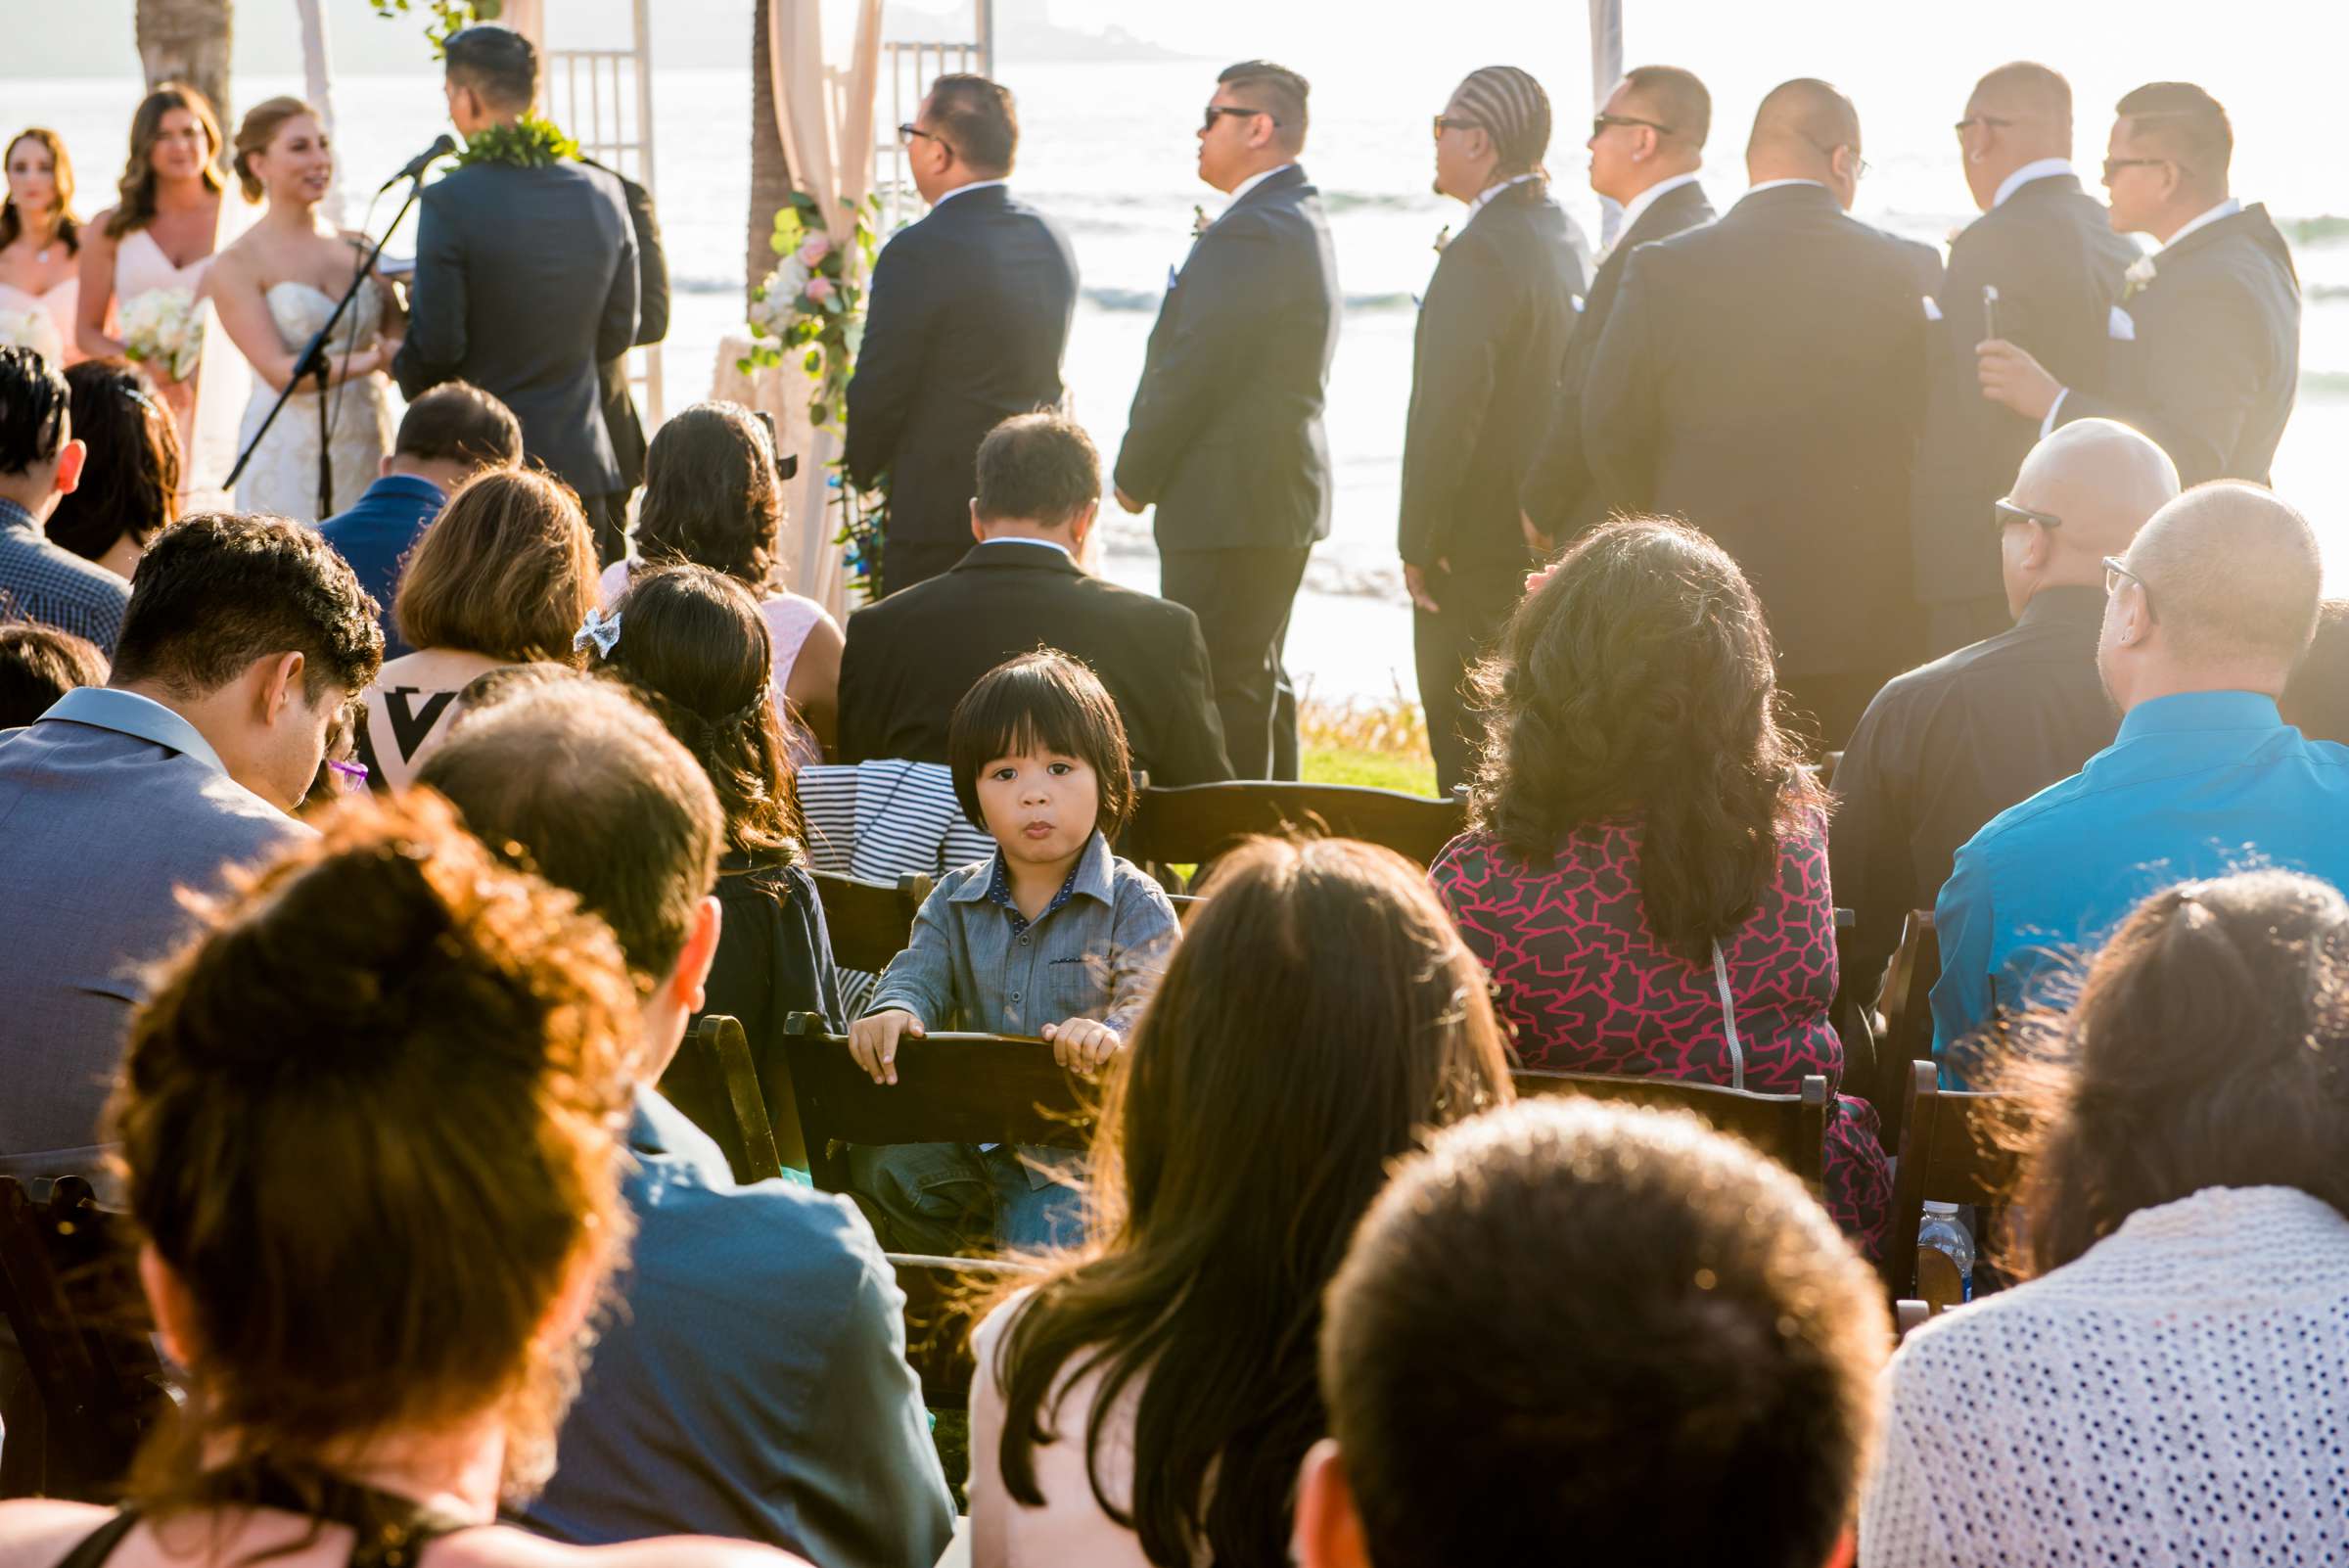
[575,607,622,659]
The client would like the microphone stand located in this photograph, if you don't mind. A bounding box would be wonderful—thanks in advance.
[225,161,435,518]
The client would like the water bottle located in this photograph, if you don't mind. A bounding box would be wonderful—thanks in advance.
[1915,1202,1975,1313]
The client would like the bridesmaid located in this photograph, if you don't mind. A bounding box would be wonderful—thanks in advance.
[74,84,228,440]
[0,129,82,367]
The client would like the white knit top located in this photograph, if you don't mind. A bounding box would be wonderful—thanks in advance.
[1861,1185,2349,1566]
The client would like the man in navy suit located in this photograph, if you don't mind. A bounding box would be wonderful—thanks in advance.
[847,74,1080,597]
[1114,61,1341,780]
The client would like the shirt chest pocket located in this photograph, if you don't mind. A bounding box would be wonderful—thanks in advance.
[1044,951,1113,1023]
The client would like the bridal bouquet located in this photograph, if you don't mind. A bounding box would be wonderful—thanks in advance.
[119,287,205,382]
[0,306,61,366]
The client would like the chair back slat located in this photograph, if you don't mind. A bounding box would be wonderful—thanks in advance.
[886,1253,1035,1407]
[1120,782,1464,886]
[1872,910,1940,1145]
[780,1015,1095,1192]
[658,1016,786,1185]
[1510,1070,1830,1195]
[814,871,935,976]
[1883,1059,2019,1297]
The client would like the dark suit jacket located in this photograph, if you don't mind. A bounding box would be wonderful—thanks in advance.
[1583,182,1932,680]
[844,186,1079,550]
[1913,172,2138,606]
[316,473,447,662]
[837,538,1232,785]
[393,158,638,498]
[1519,177,1715,543]
[1399,186,1588,571]
[1115,164,1341,553]
[2056,203,2300,487]
[583,159,668,494]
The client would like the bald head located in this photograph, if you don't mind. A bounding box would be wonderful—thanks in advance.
[1747,78,1859,182]
[2127,483,2322,676]
[1971,62,2071,135]
[2013,420,2179,559]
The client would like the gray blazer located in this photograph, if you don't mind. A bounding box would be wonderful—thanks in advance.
[0,689,306,1178]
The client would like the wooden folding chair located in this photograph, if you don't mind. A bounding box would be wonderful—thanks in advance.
[0,1176,170,1500]
[1120,781,1466,889]
[1884,1060,2018,1301]
[1510,1069,1832,1196]
[815,871,936,975]
[1872,910,1940,1146]
[656,1015,784,1185]
[885,1253,1036,1407]
[779,1013,1096,1193]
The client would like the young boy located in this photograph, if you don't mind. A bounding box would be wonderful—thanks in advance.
[848,650,1179,1251]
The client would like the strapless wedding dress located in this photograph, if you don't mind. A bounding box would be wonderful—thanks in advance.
[234,278,395,525]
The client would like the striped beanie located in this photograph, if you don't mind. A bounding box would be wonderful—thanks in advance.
[1452,66,1552,177]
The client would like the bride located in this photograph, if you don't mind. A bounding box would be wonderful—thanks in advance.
[208,96,399,524]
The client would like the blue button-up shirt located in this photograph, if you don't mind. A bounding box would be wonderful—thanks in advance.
[1931,690,2349,1081]
[0,495,130,655]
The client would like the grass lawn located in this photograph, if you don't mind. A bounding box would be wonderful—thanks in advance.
[1297,695,1440,798]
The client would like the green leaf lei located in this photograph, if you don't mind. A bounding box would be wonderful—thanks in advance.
[456,114,578,170]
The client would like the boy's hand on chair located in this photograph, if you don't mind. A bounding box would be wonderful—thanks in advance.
[849,1009,923,1085]
[1042,1017,1122,1073]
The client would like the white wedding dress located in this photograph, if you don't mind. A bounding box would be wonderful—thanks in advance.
[234,278,395,525]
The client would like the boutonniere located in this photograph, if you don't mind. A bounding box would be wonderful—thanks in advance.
[1190,205,1211,240]
[1433,224,1451,254]
[2122,255,2157,300]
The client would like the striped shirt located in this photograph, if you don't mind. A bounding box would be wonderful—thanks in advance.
[0,496,129,656]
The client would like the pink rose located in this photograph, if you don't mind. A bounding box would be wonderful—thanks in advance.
[804,276,836,303]
[798,232,833,266]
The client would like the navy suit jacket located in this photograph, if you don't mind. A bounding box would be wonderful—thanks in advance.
[1116,164,1341,553]
[523,1088,955,1567]
[317,474,445,662]
[845,185,1079,550]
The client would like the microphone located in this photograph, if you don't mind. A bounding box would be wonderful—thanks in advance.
[378,134,457,193]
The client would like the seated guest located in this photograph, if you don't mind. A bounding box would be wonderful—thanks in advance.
[362,466,596,791]
[1931,482,2349,1079]
[45,357,180,581]
[838,411,1231,784]
[0,795,811,1568]
[1298,1099,1888,1568]
[0,511,378,1179]
[2280,598,2349,744]
[0,621,106,727]
[419,682,954,1568]
[319,379,522,662]
[1866,869,2349,1564]
[604,401,841,759]
[968,837,1514,1566]
[600,563,846,1171]
[1432,517,1890,1258]
[1831,419,2179,993]
[0,344,123,653]
[848,651,1180,1254]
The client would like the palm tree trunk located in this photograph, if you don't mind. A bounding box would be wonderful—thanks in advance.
[134,0,235,141]
[747,0,795,310]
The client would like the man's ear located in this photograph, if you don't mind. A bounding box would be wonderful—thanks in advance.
[1069,498,1099,549]
[256,650,306,725]
[1292,1439,1371,1568]
[668,895,721,1016]
[970,497,987,544]
[379,453,396,479]
[53,438,86,497]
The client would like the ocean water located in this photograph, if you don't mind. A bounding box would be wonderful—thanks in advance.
[11,60,2344,702]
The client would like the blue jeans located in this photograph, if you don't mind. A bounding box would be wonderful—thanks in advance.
[847,1141,1086,1255]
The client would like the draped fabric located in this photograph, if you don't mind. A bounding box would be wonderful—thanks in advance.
[1588,0,1625,246]
[292,0,345,227]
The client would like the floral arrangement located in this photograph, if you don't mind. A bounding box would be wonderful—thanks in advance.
[2122,254,2158,301]
[741,190,893,601]
[119,287,205,381]
[364,0,503,55]
[456,114,578,169]
[0,307,62,366]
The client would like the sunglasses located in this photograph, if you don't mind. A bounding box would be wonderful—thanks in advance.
[1592,113,1674,139]
[1432,115,1483,140]
[327,758,370,796]
[1203,105,1276,133]
[1993,498,2063,531]
[1953,115,2016,139]
[2103,554,2157,622]
[2102,156,2180,181]
[897,122,945,150]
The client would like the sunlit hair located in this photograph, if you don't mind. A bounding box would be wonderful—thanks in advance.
[1985,868,2349,1281]
[633,401,781,591]
[106,84,224,240]
[946,650,1135,838]
[230,96,317,205]
[1465,517,1825,963]
[107,792,640,1511]
[47,358,180,563]
[393,468,598,666]
[0,128,80,254]
[986,836,1515,1568]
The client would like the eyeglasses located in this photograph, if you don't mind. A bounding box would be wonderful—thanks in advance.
[1993,497,2063,531]
[1432,115,1485,140]
[1591,113,1673,139]
[897,122,945,150]
[1203,105,1277,133]
[2103,554,2157,621]
[1803,137,1870,180]
[1953,115,2015,139]
[2102,156,2179,181]
[327,758,370,795]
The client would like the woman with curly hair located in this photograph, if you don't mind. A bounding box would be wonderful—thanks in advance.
[1429,516,1888,1257]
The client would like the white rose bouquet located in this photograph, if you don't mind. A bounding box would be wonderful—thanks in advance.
[0,306,63,366]
[119,286,205,381]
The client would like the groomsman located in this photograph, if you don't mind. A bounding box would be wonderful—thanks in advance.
[1979,82,2300,490]
[1519,65,1715,555]
[1582,79,1935,749]
[847,74,1079,596]
[1115,61,1340,780]
[1401,67,1588,793]
[584,155,668,563]
[1913,63,2137,655]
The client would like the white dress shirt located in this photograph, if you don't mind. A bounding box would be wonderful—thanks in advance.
[1615,170,1703,238]
[1223,161,1299,212]
[932,176,1008,207]
[1991,157,2075,208]
[1463,171,1541,224]
[1744,177,1828,198]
